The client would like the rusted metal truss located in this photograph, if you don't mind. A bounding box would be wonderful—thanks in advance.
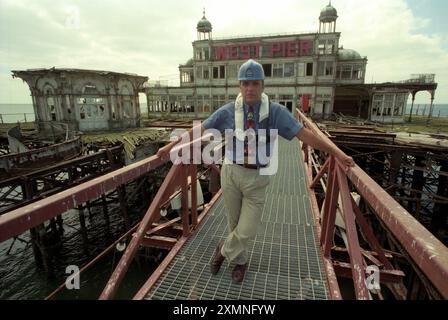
[98,136,223,299]
[0,146,123,214]
[0,147,171,243]
[333,139,448,242]
[2,111,447,300]
[99,144,222,299]
[297,109,448,299]
[0,136,81,172]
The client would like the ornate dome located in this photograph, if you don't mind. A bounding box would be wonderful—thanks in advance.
[338,48,362,60]
[319,2,338,22]
[184,58,194,67]
[197,10,212,32]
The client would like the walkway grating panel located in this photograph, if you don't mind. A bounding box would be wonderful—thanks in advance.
[145,138,329,300]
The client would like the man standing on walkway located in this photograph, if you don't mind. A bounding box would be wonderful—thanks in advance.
[157,59,354,283]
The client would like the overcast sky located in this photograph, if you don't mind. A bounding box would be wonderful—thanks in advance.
[1,0,447,104]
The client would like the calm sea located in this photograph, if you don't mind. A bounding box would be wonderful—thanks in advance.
[0,103,148,123]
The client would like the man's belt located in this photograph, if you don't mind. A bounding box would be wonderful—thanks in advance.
[232,161,268,170]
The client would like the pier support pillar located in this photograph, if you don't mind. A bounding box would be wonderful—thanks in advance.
[77,205,90,256]
[388,151,403,196]
[101,194,111,236]
[408,156,425,219]
[430,160,448,239]
[118,185,131,231]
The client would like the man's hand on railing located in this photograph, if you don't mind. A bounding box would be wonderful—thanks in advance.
[296,127,355,171]
[336,153,355,171]
[156,144,172,161]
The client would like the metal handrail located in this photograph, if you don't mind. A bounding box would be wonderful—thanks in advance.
[100,137,223,299]
[296,108,448,299]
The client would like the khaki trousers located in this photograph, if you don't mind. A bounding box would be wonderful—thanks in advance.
[220,163,271,265]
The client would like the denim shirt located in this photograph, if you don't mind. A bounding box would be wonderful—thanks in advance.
[203,101,303,166]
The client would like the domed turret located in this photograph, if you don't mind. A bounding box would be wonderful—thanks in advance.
[197,9,212,40]
[184,58,194,67]
[319,1,338,33]
[319,3,338,23]
[338,48,362,60]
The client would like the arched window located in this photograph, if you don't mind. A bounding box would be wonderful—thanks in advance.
[120,85,132,119]
[44,86,57,121]
[77,84,105,120]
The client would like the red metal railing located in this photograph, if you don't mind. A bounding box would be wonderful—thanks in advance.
[297,109,448,299]
[100,163,191,299]
[100,139,223,299]
[2,111,448,299]
[0,151,168,243]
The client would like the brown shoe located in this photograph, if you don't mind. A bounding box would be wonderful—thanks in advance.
[232,263,248,283]
[210,240,225,275]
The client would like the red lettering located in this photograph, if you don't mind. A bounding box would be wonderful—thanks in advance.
[215,40,304,60]
[302,95,310,113]
[240,44,250,59]
[215,46,226,60]
[299,40,313,56]
[287,41,296,57]
[270,42,281,57]
[228,45,238,59]
[255,42,261,58]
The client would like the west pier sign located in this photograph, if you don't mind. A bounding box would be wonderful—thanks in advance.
[213,39,314,60]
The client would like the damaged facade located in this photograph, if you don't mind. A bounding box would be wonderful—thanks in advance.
[12,68,148,137]
[145,4,436,123]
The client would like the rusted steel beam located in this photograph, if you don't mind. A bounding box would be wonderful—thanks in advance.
[321,158,339,258]
[133,189,223,300]
[332,246,393,260]
[148,226,183,239]
[0,153,168,243]
[99,163,181,300]
[350,197,392,268]
[346,166,448,298]
[302,145,342,300]
[330,140,423,151]
[310,157,329,189]
[333,261,405,284]
[297,109,448,298]
[101,141,224,299]
[141,236,177,250]
[328,130,397,139]
[146,217,182,236]
[146,218,183,239]
[0,146,122,188]
[335,165,370,300]
[0,137,81,171]
[351,150,388,158]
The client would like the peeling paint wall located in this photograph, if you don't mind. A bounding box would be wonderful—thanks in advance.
[12,69,148,138]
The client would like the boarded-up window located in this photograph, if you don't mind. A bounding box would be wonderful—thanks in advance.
[273,63,283,77]
[306,63,313,76]
[284,63,295,77]
[262,64,272,77]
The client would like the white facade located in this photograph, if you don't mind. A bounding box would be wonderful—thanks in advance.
[12,69,148,137]
[146,4,367,119]
[370,91,410,123]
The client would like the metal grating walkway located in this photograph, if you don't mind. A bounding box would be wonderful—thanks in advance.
[145,138,329,300]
